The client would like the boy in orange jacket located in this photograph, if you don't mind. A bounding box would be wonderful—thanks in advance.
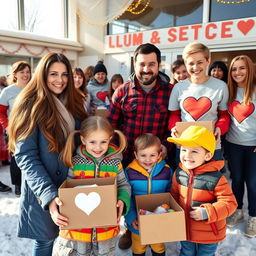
[167,126,237,256]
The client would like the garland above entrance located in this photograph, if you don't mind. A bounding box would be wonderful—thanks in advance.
[0,43,66,56]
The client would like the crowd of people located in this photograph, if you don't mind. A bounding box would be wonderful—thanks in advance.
[0,41,255,256]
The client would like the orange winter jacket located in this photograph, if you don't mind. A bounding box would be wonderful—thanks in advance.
[171,160,237,244]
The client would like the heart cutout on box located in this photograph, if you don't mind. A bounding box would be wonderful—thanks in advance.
[75,192,101,215]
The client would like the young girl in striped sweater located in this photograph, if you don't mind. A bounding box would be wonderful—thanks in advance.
[52,116,130,256]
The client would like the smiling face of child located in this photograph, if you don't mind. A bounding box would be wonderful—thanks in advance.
[135,145,161,170]
[81,130,111,159]
[180,145,212,169]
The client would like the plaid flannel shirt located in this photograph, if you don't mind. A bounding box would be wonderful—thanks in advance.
[108,72,173,164]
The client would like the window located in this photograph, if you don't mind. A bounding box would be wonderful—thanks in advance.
[210,0,256,22]
[108,0,203,35]
[24,0,66,38]
[0,0,68,39]
[0,0,19,30]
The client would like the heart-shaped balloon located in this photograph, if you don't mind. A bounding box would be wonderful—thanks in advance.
[74,192,101,216]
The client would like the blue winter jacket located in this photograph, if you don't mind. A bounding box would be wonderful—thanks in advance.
[124,159,173,235]
[15,122,80,240]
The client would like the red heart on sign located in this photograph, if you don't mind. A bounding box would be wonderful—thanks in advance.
[183,97,212,121]
[96,91,108,102]
[228,100,255,123]
[237,19,254,35]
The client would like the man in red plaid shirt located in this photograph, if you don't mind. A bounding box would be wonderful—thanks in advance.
[108,43,173,251]
[108,43,173,168]
[108,43,175,251]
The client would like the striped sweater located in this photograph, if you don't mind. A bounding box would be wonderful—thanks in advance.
[59,144,130,242]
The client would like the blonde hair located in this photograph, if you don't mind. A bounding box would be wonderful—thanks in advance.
[228,55,256,105]
[8,52,87,153]
[134,133,161,153]
[183,42,210,61]
[7,61,31,85]
[62,116,127,167]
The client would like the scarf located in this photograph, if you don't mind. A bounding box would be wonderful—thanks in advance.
[53,95,75,138]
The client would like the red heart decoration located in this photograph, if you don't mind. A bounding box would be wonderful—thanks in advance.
[228,100,255,123]
[183,97,212,121]
[96,91,108,102]
[237,19,254,35]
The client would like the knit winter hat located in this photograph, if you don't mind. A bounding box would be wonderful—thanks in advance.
[93,61,107,75]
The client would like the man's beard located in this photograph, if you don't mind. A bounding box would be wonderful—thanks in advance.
[138,72,158,86]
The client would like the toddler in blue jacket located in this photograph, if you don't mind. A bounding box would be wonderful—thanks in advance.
[125,133,173,256]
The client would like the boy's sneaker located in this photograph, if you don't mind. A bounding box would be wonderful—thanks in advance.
[118,228,132,249]
[226,209,244,227]
[0,181,12,193]
[245,217,256,238]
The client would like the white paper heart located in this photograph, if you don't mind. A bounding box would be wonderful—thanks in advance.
[74,192,101,216]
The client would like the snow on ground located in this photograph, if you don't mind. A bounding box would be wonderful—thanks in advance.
[1,165,256,256]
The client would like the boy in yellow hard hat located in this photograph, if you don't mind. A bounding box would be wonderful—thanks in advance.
[167,126,237,256]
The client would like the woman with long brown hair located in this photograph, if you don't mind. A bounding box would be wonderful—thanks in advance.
[8,52,87,255]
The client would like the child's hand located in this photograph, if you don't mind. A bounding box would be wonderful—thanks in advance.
[189,207,203,221]
[171,126,179,138]
[116,200,124,224]
[132,219,139,230]
[49,197,68,228]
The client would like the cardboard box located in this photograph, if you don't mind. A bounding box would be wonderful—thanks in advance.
[176,120,214,137]
[59,177,117,229]
[95,106,108,118]
[136,193,186,244]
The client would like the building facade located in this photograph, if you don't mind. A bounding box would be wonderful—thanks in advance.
[0,0,255,81]
[103,0,256,81]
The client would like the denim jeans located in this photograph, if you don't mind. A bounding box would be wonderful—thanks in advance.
[32,239,54,256]
[225,141,256,216]
[180,241,218,256]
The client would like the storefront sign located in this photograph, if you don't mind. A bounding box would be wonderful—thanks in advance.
[105,17,255,52]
